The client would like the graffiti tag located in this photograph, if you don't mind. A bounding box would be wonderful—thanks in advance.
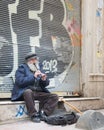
[42,59,57,73]
[16,105,27,117]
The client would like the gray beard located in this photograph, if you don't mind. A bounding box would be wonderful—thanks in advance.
[27,63,38,72]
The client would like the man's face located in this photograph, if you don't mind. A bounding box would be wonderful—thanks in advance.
[27,58,38,72]
[30,58,38,64]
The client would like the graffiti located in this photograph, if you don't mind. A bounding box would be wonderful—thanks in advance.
[0,0,71,77]
[51,36,73,63]
[42,59,57,73]
[16,105,27,117]
[0,37,9,49]
[0,1,14,76]
[0,0,81,94]
[96,9,101,17]
[66,18,81,46]
[65,0,74,11]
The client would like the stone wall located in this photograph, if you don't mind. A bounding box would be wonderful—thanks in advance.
[81,0,104,97]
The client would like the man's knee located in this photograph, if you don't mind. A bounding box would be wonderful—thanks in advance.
[51,94,59,102]
[23,89,32,96]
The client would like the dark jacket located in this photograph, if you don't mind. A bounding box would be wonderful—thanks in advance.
[11,63,50,101]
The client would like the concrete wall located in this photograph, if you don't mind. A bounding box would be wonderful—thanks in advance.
[81,0,104,97]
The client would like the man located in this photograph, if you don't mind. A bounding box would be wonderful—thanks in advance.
[11,52,58,123]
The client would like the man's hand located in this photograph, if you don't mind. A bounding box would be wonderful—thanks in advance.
[34,70,47,80]
[41,73,47,81]
[34,70,42,78]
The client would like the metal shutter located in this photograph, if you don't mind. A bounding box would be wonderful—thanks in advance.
[0,0,81,98]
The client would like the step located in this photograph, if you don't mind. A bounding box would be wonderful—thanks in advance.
[0,97,104,122]
[61,97,104,112]
[0,100,39,122]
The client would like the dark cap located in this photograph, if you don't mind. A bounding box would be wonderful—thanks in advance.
[25,52,38,61]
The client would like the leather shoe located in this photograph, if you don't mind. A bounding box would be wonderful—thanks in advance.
[39,110,47,121]
[31,113,41,123]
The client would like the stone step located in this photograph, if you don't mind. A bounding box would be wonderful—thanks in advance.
[0,97,104,122]
[61,97,104,112]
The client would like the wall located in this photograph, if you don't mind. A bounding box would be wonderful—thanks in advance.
[82,0,104,97]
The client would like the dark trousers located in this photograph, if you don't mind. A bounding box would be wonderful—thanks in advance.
[23,89,58,117]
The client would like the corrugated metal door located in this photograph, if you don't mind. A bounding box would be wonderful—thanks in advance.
[0,0,81,98]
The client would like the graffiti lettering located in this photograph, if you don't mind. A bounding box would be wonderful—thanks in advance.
[0,0,81,94]
[12,0,40,65]
[42,59,57,73]
[0,0,70,76]
[0,1,15,76]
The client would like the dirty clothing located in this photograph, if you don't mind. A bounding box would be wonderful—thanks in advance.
[11,63,58,116]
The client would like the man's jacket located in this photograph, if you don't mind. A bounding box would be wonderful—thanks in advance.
[11,63,50,101]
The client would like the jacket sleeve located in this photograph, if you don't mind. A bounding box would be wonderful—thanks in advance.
[39,78,50,88]
[15,65,35,88]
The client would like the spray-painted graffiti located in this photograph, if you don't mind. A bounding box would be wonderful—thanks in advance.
[0,0,81,94]
[65,0,74,11]
[0,0,70,76]
[16,105,27,117]
[42,59,57,74]
[66,18,81,46]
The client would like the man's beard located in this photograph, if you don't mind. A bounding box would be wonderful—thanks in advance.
[27,63,38,72]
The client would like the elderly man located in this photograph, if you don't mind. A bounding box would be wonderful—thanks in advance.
[11,52,58,123]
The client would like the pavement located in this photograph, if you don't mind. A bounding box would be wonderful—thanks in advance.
[0,119,79,130]
[0,109,104,130]
[0,120,79,130]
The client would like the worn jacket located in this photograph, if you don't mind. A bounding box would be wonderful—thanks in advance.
[11,63,50,101]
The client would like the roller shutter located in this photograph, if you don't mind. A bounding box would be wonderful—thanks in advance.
[0,0,81,98]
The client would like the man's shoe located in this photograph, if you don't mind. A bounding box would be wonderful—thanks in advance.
[39,110,47,121]
[31,114,41,123]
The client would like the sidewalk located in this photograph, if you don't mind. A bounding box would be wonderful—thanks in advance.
[0,119,79,130]
[0,109,104,130]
